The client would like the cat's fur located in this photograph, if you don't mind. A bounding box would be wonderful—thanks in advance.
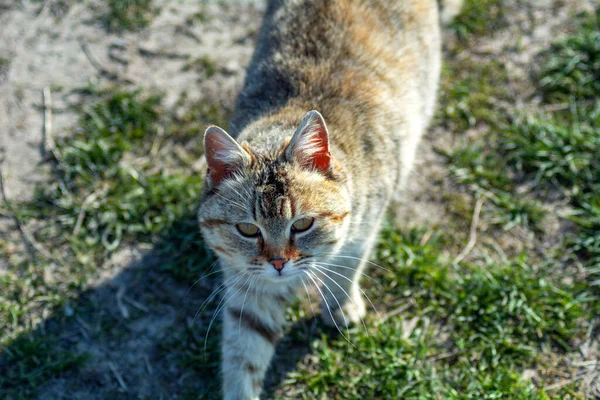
[197,0,461,398]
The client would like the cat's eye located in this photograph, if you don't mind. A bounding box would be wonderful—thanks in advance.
[292,217,314,233]
[236,223,261,237]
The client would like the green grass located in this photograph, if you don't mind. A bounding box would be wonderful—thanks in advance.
[101,0,157,32]
[0,57,9,78]
[183,56,221,78]
[438,58,511,132]
[1,2,599,400]
[0,335,88,398]
[283,229,589,399]
[21,89,205,256]
[449,0,507,39]
[500,106,600,195]
[538,8,600,102]
[0,86,226,398]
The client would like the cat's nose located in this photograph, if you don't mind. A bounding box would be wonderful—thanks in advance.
[269,257,288,272]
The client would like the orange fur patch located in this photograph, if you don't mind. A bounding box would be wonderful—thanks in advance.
[318,211,349,224]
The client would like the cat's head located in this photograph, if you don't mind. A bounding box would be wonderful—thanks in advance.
[198,111,351,285]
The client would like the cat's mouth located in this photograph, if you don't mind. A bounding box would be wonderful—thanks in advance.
[255,267,306,283]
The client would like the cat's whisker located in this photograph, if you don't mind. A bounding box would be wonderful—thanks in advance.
[225,183,249,204]
[204,273,252,356]
[309,270,358,349]
[213,190,247,211]
[309,271,351,333]
[300,276,317,318]
[238,275,256,337]
[192,270,246,326]
[311,263,386,331]
[304,270,355,348]
[184,260,229,299]
[311,264,369,335]
[319,254,391,272]
[313,261,384,289]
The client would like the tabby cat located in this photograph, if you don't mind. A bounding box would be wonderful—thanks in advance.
[197,0,461,398]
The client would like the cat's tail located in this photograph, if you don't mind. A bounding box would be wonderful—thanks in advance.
[438,0,463,25]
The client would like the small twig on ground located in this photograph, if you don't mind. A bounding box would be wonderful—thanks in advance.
[108,361,128,391]
[544,377,581,392]
[80,41,135,84]
[137,45,191,60]
[380,303,411,324]
[453,196,485,266]
[429,351,460,362]
[542,102,571,112]
[149,126,164,156]
[0,170,55,260]
[123,296,149,313]
[75,315,91,338]
[143,354,153,375]
[116,286,130,319]
[42,87,68,169]
[72,185,109,236]
[174,25,202,43]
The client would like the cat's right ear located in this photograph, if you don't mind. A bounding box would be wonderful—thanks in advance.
[204,126,251,187]
[285,110,332,173]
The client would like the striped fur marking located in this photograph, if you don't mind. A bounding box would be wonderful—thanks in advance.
[200,218,229,228]
[228,307,282,345]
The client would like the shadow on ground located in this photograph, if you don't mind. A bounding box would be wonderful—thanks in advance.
[0,214,321,399]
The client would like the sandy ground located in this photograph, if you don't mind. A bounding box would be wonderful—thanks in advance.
[0,0,262,200]
[0,0,598,398]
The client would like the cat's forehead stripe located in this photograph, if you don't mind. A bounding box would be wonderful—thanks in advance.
[254,162,295,220]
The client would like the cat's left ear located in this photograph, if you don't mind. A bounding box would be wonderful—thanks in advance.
[204,126,251,187]
[285,110,332,172]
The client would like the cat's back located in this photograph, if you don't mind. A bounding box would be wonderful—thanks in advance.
[230,0,441,135]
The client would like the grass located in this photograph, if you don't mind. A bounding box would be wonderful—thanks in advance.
[284,229,588,399]
[183,56,221,78]
[101,0,157,33]
[0,86,228,398]
[449,0,507,40]
[21,89,205,257]
[0,57,9,78]
[1,2,599,400]
[538,7,600,103]
[0,335,88,398]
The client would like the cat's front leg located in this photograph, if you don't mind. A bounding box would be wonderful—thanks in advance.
[221,294,284,400]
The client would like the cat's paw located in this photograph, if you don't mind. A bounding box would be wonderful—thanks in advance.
[320,294,366,329]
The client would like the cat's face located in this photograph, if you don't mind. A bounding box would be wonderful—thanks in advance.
[198,111,351,285]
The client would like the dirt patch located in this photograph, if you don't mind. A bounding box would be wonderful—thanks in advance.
[1,0,598,398]
[0,0,262,200]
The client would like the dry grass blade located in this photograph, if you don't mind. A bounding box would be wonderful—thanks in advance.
[108,361,128,391]
[0,170,55,261]
[453,196,485,266]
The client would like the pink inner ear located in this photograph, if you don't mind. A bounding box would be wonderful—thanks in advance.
[312,152,331,171]
[205,135,228,186]
[309,133,331,171]
[207,160,228,187]
[204,127,248,187]
[292,113,332,172]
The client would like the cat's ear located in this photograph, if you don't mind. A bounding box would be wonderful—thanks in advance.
[285,110,332,172]
[204,126,251,187]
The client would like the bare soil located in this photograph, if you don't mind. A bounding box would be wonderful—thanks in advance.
[0,0,597,398]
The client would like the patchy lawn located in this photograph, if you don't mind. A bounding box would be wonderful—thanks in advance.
[0,1,598,399]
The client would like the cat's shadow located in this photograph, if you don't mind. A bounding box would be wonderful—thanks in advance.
[0,212,337,399]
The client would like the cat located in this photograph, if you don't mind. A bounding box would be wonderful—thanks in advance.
[197,0,462,398]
